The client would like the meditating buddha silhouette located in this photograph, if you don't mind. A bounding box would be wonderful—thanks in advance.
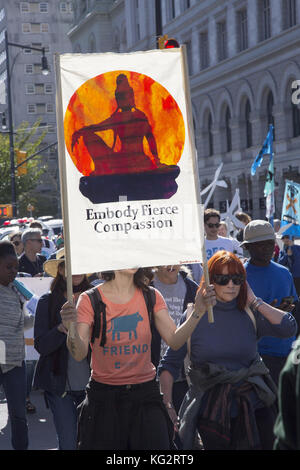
[72,74,163,175]
[69,73,182,203]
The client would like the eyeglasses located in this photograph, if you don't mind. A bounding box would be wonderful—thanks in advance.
[12,240,21,246]
[206,223,221,229]
[28,239,43,243]
[213,274,245,286]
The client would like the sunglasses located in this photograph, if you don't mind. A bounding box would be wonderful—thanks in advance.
[28,239,43,243]
[12,240,21,246]
[213,274,245,286]
[206,223,221,228]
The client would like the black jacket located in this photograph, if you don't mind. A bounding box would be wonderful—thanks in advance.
[18,253,46,276]
[33,293,70,396]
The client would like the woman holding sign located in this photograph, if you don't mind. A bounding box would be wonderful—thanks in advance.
[33,249,91,450]
[158,251,297,450]
[60,267,214,450]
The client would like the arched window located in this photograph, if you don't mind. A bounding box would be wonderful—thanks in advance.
[89,33,96,52]
[292,101,300,137]
[208,113,214,156]
[245,99,252,148]
[225,107,232,152]
[266,90,275,138]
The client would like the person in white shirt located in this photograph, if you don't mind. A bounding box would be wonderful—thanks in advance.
[218,220,243,258]
[204,209,235,260]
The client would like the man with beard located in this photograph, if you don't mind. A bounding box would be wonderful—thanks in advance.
[241,220,299,385]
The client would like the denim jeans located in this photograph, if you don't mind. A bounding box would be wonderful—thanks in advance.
[45,390,85,450]
[0,362,28,450]
[26,360,37,397]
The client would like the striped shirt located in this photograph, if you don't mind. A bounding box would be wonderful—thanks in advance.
[0,283,33,373]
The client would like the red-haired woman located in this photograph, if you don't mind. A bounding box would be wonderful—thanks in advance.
[159,250,297,450]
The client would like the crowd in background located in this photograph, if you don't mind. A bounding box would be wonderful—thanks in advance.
[0,210,300,451]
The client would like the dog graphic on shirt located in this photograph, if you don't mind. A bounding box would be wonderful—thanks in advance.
[107,312,143,341]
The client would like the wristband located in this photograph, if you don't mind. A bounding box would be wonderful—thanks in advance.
[250,297,263,312]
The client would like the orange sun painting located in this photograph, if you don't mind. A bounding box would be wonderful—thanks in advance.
[64,70,185,177]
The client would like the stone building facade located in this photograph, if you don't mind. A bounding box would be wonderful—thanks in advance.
[0,0,74,215]
[70,0,300,219]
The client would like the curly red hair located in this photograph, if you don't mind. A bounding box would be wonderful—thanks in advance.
[199,250,247,311]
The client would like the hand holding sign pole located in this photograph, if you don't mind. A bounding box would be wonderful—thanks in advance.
[55,53,76,339]
[198,204,214,323]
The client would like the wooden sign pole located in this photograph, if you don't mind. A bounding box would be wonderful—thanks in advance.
[180,45,214,323]
[54,53,75,337]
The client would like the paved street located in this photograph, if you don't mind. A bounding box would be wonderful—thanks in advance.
[0,387,57,450]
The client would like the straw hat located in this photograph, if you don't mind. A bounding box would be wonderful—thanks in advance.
[43,248,65,277]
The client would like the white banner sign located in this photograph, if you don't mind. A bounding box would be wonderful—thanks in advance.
[55,48,203,274]
[18,277,52,361]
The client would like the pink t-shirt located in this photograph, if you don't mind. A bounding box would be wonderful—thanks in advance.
[77,286,167,385]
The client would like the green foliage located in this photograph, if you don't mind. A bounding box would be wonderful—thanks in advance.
[0,120,48,212]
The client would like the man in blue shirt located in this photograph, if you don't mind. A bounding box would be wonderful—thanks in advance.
[241,220,299,385]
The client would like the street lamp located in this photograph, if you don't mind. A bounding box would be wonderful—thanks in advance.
[3,30,49,217]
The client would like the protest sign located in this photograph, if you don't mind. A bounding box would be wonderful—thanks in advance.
[17,277,52,360]
[281,180,300,237]
[55,47,203,275]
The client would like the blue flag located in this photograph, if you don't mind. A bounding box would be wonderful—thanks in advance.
[251,125,273,176]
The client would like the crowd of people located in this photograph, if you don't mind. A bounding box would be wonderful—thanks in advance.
[0,211,300,451]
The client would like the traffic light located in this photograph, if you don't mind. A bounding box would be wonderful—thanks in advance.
[0,204,13,218]
[158,35,180,49]
[16,150,27,175]
[164,38,180,48]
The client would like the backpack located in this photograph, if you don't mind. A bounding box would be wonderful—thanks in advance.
[86,285,156,348]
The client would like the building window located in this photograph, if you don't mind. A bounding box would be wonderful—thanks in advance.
[46,103,54,113]
[237,9,248,51]
[199,31,209,69]
[20,3,29,13]
[259,0,271,41]
[41,23,49,32]
[169,0,176,20]
[292,102,300,137]
[225,107,232,152]
[25,64,33,74]
[45,84,53,93]
[135,0,140,41]
[208,113,214,156]
[217,21,227,61]
[283,0,297,29]
[36,103,46,113]
[245,99,253,148]
[22,23,31,33]
[27,104,36,114]
[185,40,193,75]
[80,0,87,15]
[35,83,44,94]
[25,84,35,94]
[39,3,48,13]
[183,0,190,10]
